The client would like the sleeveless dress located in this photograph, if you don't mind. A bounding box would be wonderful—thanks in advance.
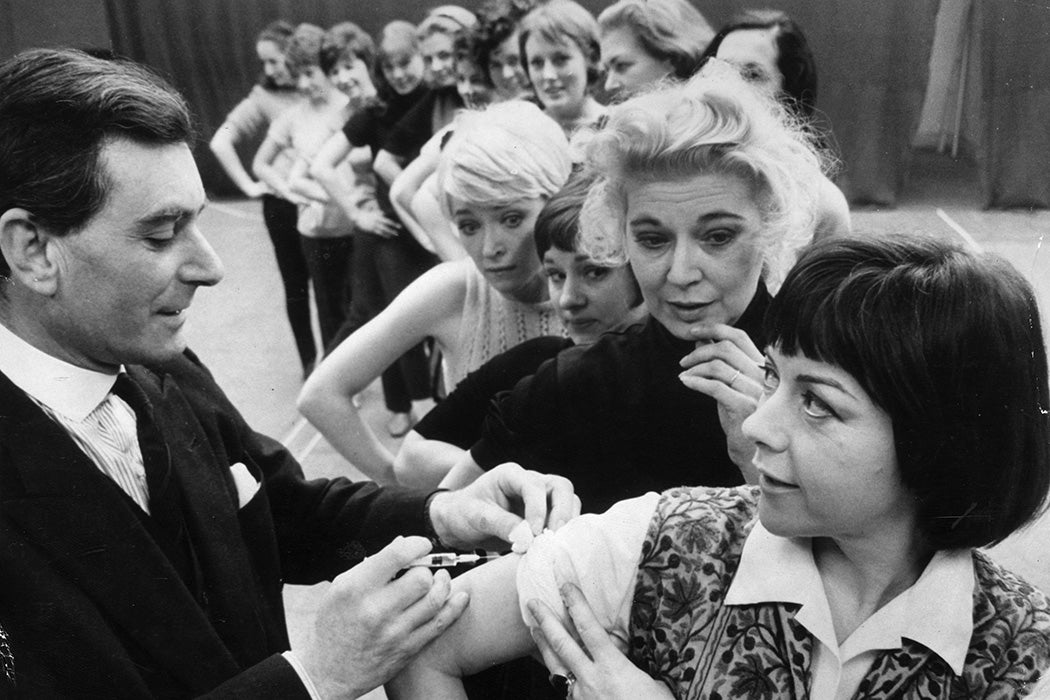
[444,260,562,389]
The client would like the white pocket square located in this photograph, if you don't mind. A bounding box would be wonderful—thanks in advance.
[230,462,260,508]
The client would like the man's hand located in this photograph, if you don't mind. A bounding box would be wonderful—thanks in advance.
[296,536,469,699]
[528,584,674,700]
[678,323,764,483]
[428,463,580,551]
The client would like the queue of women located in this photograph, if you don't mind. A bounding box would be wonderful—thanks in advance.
[212,1,1050,697]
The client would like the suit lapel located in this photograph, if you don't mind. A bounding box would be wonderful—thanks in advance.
[139,368,279,663]
[0,371,241,691]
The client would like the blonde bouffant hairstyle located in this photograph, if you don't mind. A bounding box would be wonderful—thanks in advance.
[438,99,572,211]
[577,62,828,292]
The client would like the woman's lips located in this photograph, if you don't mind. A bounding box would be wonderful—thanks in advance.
[667,300,713,322]
[759,471,799,491]
[485,265,516,276]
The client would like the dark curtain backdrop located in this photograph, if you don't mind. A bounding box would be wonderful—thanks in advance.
[975,1,1050,208]
[100,0,1035,209]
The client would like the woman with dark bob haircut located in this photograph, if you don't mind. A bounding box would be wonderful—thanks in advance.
[388,235,1050,700]
[704,9,817,119]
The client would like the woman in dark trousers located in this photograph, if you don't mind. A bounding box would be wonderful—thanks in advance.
[210,20,316,375]
[309,20,436,436]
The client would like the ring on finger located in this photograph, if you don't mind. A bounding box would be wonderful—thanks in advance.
[729,368,742,388]
[549,671,577,698]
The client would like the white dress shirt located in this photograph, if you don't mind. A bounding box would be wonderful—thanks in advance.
[0,321,149,511]
[517,491,975,699]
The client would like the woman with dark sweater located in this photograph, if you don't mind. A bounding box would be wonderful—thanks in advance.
[440,67,827,514]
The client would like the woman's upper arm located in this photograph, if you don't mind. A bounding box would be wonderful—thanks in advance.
[373,149,404,185]
[310,130,352,178]
[251,132,284,174]
[304,262,467,401]
[432,555,537,676]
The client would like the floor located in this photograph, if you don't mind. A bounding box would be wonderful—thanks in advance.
[188,150,1050,697]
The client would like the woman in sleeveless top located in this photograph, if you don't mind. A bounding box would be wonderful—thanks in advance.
[298,101,571,485]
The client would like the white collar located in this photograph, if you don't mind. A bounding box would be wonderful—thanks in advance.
[0,321,119,421]
[726,521,974,674]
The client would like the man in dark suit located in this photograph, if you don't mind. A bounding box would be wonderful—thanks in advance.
[0,48,575,698]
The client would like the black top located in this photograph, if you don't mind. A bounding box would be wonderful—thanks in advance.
[382,86,463,162]
[342,85,428,219]
[471,284,772,514]
[415,336,575,448]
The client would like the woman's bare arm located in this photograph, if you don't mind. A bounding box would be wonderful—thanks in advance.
[410,176,467,260]
[439,451,486,490]
[385,554,535,700]
[287,157,331,203]
[297,262,468,483]
[393,431,469,488]
[209,127,267,198]
[252,134,305,204]
[373,148,405,186]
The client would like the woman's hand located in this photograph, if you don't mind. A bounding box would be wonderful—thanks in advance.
[353,207,402,238]
[527,584,674,700]
[678,323,764,482]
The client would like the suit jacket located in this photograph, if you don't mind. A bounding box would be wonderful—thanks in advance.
[0,350,430,698]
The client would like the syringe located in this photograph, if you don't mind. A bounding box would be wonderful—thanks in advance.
[405,552,502,568]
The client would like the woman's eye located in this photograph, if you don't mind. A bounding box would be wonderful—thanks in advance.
[704,228,736,246]
[502,213,524,227]
[632,231,668,250]
[530,59,543,71]
[744,68,766,83]
[146,237,174,249]
[583,266,610,281]
[801,390,837,419]
[544,269,565,283]
[760,361,779,394]
[456,221,479,236]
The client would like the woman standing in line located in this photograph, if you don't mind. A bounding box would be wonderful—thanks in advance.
[299,101,570,485]
[519,0,606,136]
[209,21,316,376]
[597,0,714,99]
[253,24,355,354]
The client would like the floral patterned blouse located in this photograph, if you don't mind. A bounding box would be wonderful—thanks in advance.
[628,487,1050,699]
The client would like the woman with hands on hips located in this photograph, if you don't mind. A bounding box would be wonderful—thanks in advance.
[298,100,569,485]
[387,234,1050,699]
[441,65,826,510]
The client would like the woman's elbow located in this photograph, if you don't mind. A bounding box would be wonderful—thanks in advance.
[308,159,332,183]
[296,380,331,423]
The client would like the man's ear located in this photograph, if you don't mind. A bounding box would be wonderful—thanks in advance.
[0,208,61,295]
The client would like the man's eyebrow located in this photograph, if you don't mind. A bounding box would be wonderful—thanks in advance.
[136,200,208,227]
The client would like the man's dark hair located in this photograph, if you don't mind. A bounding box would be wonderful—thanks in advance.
[0,48,194,276]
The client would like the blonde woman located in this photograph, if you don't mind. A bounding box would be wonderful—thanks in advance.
[298,101,570,484]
